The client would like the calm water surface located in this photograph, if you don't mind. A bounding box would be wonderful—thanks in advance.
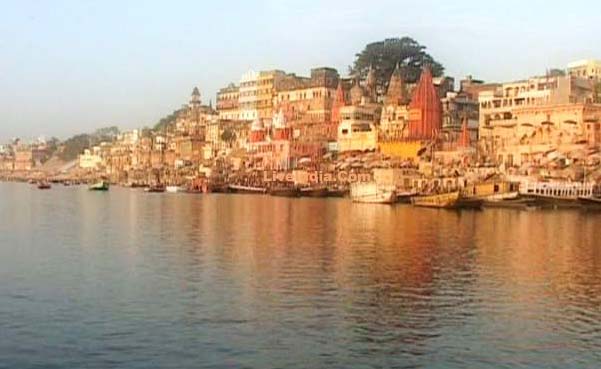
[1,182,600,368]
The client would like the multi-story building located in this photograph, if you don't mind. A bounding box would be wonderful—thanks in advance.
[216,83,240,121]
[256,70,287,120]
[238,70,259,121]
[567,59,601,81]
[478,73,600,166]
[479,74,595,141]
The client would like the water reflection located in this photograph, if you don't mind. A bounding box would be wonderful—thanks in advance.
[0,183,600,368]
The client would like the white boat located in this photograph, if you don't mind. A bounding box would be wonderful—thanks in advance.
[520,180,596,208]
[166,185,183,193]
[350,182,396,204]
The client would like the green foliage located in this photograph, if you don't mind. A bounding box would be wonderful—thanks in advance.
[58,134,92,161]
[153,109,182,131]
[351,37,444,89]
[547,68,566,77]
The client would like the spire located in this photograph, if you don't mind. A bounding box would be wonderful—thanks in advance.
[331,80,347,123]
[190,86,201,107]
[350,75,365,106]
[192,86,200,96]
[385,63,406,106]
[408,66,442,139]
[459,117,470,148]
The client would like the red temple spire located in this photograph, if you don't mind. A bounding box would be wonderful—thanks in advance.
[459,117,470,147]
[331,80,347,123]
[408,66,442,139]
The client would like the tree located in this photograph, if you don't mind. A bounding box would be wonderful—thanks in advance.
[220,128,236,147]
[154,109,183,131]
[350,37,444,90]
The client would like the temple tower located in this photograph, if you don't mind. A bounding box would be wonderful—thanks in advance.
[408,67,442,139]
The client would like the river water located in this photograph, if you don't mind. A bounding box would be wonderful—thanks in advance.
[1,182,600,368]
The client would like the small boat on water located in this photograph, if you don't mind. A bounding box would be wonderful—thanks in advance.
[578,196,601,211]
[166,185,183,193]
[350,182,396,204]
[228,184,267,194]
[89,181,110,191]
[411,191,483,209]
[299,185,329,198]
[37,182,51,190]
[145,184,166,193]
[269,186,300,197]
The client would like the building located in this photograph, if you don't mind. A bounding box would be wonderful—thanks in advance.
[79,147,103,170]
[567,59,601,81]
[407,67,442,139]
[238,70,259,121]
[479,74,595,142]
[380,63,410,139]
[337,105,378,152]
[216,83,240,121]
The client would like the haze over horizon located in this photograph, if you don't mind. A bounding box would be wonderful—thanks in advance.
[1,0,600,142]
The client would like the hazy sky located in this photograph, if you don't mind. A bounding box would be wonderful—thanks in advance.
[1,0,600,141]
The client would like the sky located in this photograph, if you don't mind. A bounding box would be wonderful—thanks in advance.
[1,0,600,141]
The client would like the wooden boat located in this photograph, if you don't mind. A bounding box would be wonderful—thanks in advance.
[350,182,396,204]
[411,191,483,209]
[578,196,601,211]
[327,186,349,198]
[269,186,300,197]
[228,184,267,194]
[299,185,329,198]
[37,182,51,190]
[483,197,538,210]
[89,181,110,191]
[396,190,418,204]
[145,184,166,193]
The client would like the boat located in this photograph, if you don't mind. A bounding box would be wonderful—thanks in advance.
[228,184,267,194]
[37,182,51,190]
[145,184,166,193]
[350,182,396,204]
[395,190,418,204]
[89,181,110,191]
[63,181,72,186]
[411,191,483,209]
[327,186,349,198]
[521,181,594,209]
[299,185,329,198]
[482,197,538,210]
[269,186,300,197]
[166,185,183,193]
[578,196,601,211]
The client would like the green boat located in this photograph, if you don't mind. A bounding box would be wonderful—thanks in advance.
[89,181,110,191]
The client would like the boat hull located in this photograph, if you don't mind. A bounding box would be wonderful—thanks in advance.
[228,185,267,194]
[269,188,300,197]
[412,191,482,209]
[578,197,601,211]
[300,187,329,198]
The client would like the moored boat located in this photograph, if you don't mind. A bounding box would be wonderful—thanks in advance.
[166,185,183,193]
[89,181,110,191]
[269,186,300,197]
[578,196,601,211]
[396,190,418,204]
[145,184,166,193]
[327,186,349,198]
[228,184,267,194]
[299,185,329,198]
[521,181,594,209]
[482,197,538,210]
[350,182,396,204]
[411,191,483,209]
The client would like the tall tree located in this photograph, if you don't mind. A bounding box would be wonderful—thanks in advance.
[350,37,444,90]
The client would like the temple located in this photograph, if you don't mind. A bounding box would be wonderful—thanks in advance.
[407,67,442,139]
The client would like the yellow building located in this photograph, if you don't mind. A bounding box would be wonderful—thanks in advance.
[567,59,601,81]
